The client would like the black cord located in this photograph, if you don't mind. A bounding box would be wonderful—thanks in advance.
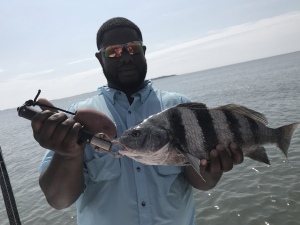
[23,90,76,115]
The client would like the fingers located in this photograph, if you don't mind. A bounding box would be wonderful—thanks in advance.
[199,150,223,180]
[73,108,117,140]
[196,143,243,186]
[207,143,243,173]
[199,159,208,175]
[37,98,58,112]
[198,150,223,184]
[31,110,56,135]
[51,118,79,146]
[32,111,67,147]
[32,112,67,140]
[31,110,84,157]
[54,121,84,157]
[40,113,69,142]
[229,142,244,165]
[209,149,222,175]
[62,122,84,149]
[215,144,233,172]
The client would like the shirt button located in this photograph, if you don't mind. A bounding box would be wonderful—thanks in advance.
[136,167,141,172]
[141,201,146,207]
[128,110,132,114]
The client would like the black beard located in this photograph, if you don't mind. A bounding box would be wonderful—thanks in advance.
[103,63,147,91]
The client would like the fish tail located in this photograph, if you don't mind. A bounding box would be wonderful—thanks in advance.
[277,122,300,157]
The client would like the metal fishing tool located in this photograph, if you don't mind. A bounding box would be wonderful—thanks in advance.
[0,147,22,225]
[17,90,118,155]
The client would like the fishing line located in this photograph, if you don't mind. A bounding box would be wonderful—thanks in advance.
[23,89,76,115]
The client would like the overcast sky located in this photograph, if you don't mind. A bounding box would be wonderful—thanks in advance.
[1,0,300,110]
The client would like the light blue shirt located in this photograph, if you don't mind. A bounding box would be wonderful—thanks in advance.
[39,81,196,225]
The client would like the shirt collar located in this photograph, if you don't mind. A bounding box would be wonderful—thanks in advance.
[97,80,153,105]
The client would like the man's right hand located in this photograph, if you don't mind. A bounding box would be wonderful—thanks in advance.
[31,110,85,158]
[33,101,86,209]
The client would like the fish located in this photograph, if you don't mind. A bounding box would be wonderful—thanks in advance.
[118,102,299,176]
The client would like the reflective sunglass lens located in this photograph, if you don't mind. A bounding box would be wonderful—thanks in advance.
[127,42,143,55]
[104,42,143,58]
[105,45,123,58]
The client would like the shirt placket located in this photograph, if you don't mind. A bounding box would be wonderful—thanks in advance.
[127,101,152,225]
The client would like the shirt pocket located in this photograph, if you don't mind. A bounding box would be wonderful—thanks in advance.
[154,165,184,176]
[85,153,121,182]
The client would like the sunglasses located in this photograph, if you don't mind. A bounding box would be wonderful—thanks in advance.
[99,41,144,58]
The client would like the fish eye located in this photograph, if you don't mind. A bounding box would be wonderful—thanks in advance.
[131,130,141,137]
[154,134,162,140]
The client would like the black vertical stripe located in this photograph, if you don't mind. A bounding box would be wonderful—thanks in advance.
[191,108,219,150]
[245,117,260,143]
[222,110,244,144]
[167,108,187,147]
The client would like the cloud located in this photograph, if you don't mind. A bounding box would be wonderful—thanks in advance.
[146,11,300,78]
[14,69,55,80]
[161,8,190,18]
[149,11,300,58]
[1,11,300,110]
[0,67,107,110]
[67,57,95,65]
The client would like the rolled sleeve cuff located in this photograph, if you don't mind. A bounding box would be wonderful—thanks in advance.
[38,150,54,173]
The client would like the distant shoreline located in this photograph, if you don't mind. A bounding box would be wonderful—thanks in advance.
[151,74,177,80]
[2,51,300,111]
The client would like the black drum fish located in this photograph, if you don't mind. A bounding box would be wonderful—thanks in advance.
[118,103,299,176]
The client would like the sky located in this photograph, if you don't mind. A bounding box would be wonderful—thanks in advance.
[1,0,300,110]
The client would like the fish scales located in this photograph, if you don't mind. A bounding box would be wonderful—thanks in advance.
[166,108,187,148]
[232,112,263,157]
[233,112,254,144]
[245,116,261,143]
[176,107,206,159]
[209,109,234,148]
[118,102,300,176]
[226,111,273,163]
[222,110,244,144]
[190,106,219,152]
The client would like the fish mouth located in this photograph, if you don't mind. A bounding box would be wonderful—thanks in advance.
[112,140,126,149]
[119,149,139,157]
[112,140,133,155]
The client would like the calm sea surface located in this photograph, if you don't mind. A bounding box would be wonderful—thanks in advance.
[1,51,300,225]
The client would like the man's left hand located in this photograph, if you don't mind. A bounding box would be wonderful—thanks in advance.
[185,143,244,190]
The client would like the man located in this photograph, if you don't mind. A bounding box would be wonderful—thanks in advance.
[34,17,243,225]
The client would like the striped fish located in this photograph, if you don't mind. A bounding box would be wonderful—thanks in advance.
[118,103,299,176]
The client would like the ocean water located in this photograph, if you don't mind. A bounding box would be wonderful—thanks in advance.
[0,51,300,225]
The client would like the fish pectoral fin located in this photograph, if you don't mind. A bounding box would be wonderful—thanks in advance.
[184,153,201,173]
[174,144,206,181]
[213,104,268,125]
[184,153,207,182]
[245,146,270,165]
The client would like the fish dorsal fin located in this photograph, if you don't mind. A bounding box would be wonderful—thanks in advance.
[175,102,207,110]
[213,104,268,125]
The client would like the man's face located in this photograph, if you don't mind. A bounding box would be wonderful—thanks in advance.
[96,27,147,91]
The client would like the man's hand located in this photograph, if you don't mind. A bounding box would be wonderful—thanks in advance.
[31,100,86,209]
[31,110,85,158]
[185,143,244,190]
